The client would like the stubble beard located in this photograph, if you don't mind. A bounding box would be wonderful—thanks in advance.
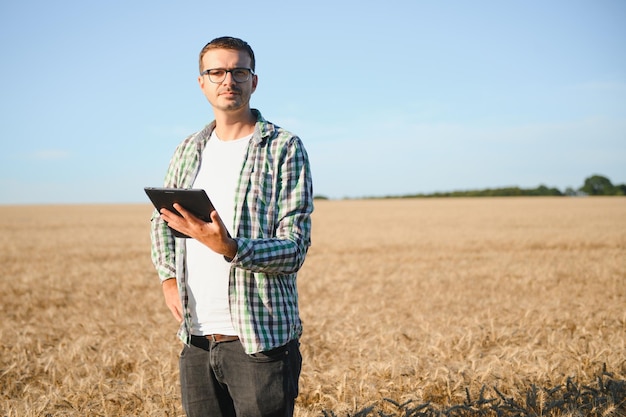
[213,88,251,112]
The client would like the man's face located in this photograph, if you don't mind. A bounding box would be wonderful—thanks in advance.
[198,48,257,113]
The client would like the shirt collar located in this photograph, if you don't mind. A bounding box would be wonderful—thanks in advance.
[196,109,273,148]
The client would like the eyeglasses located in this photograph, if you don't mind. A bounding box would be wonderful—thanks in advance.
[201,67,254,83]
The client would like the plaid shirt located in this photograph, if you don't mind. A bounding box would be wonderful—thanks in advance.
[150,110,313,354]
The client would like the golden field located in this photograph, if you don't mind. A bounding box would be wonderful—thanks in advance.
[1,197,624,416]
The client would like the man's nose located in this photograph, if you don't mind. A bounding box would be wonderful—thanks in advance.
[222,71,236,84]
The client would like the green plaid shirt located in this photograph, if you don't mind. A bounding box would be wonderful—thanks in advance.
[150,110,313,354]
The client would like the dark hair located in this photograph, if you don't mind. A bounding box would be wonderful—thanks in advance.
[198,36,256,74]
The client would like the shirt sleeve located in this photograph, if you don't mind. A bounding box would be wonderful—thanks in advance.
[231,136,313,274]
[149,136,195,282]
[150,208,177,281]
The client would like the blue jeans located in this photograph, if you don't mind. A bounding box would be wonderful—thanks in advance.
[179,337,302,417]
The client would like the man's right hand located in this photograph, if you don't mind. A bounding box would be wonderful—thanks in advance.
[162,278,183,322]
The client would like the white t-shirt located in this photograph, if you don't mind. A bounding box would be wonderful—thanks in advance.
[186,130,252,336]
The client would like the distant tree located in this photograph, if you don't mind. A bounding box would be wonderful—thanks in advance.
[532,185,563,196]
[579,175,615,195]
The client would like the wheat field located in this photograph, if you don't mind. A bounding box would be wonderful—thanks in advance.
[1,197,624,416]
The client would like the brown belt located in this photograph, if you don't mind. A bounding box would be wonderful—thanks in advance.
[190,334,239,351]
[205,334,239,343]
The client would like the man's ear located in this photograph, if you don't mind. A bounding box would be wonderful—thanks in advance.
[251,74,258,93]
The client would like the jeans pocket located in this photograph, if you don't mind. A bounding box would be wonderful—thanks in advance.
[179,344,188,358]
[248,343,290,363]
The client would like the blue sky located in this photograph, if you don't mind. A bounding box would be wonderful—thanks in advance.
[1,1,625,204]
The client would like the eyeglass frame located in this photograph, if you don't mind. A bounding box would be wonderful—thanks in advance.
[200,67,255,84]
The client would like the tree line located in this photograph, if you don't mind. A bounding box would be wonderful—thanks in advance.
[398,174,626,198]
[313,174,626,200]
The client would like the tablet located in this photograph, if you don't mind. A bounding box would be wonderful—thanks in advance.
[144,187,215,238]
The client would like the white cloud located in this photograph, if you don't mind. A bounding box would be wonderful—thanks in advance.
[27,150,70,161]
[571,80,626,92]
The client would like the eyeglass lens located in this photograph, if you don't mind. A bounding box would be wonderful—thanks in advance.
[206,68,251,83]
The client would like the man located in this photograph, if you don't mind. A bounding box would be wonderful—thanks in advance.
[150,36,313,417]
